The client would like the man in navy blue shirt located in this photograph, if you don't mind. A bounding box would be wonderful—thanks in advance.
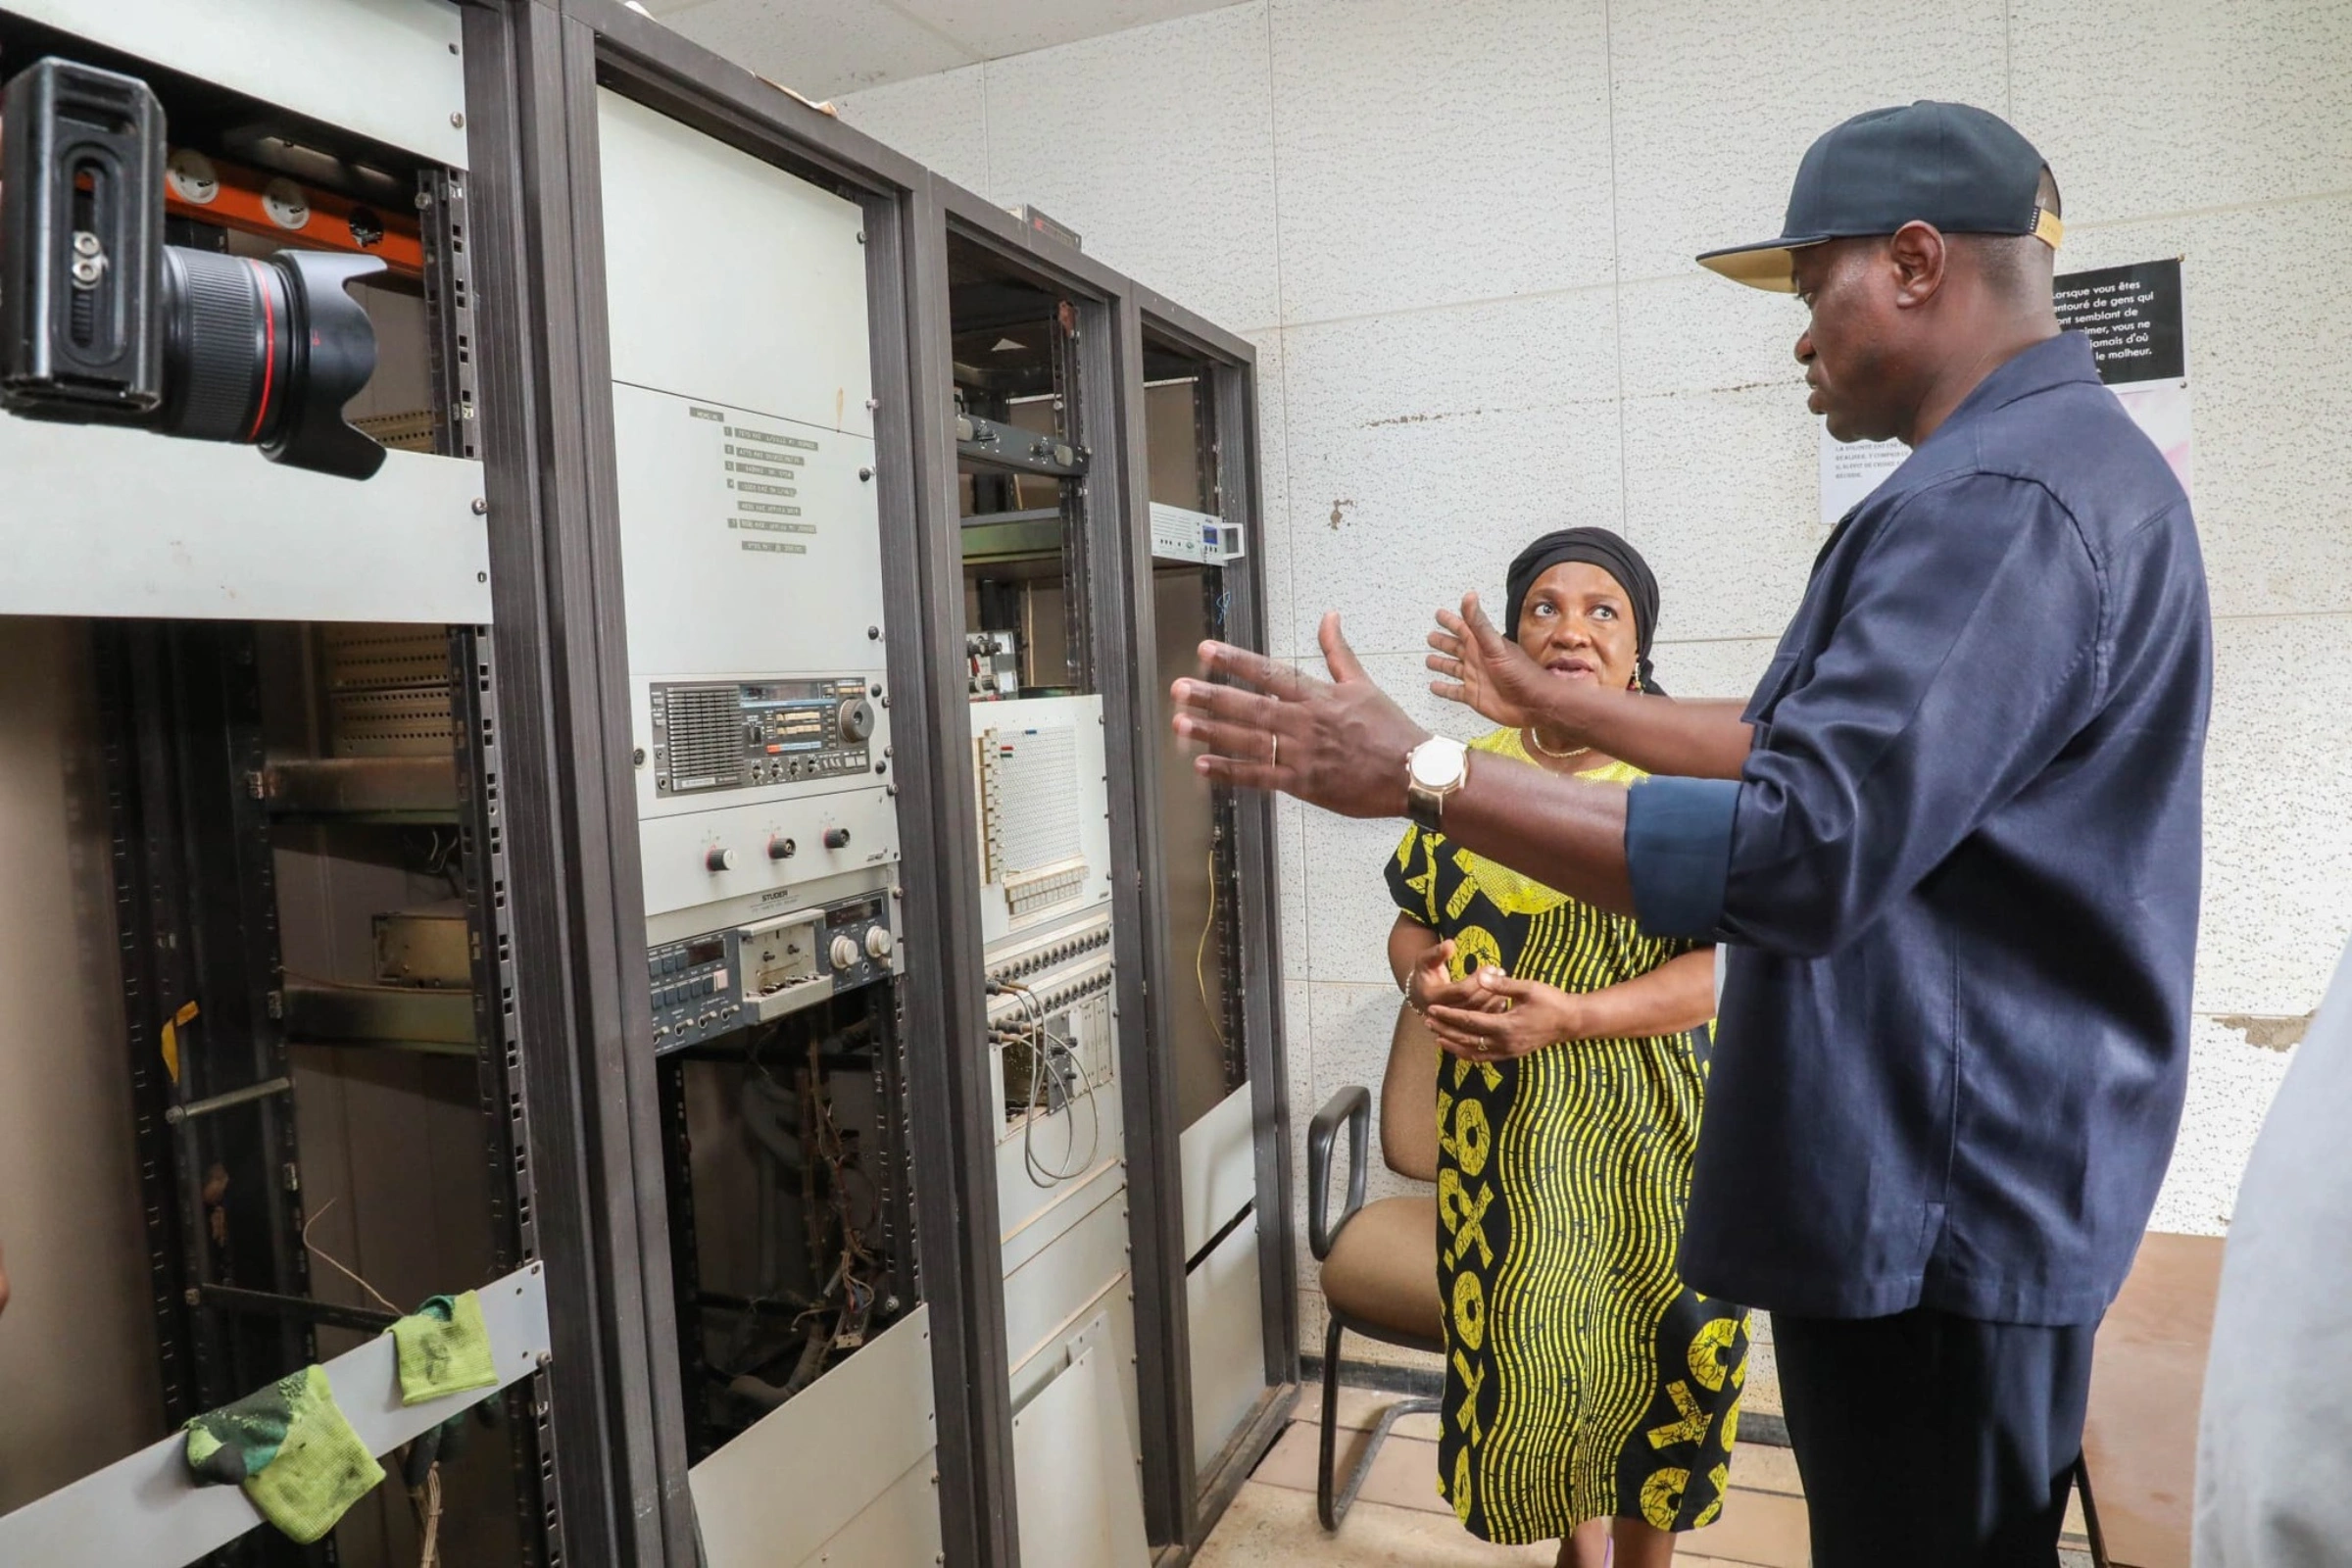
[1172,102,2208,1565]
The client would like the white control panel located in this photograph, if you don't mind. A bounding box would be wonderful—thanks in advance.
[972,695,1112,955]
[598,88,902,948]
[611,382,886,689]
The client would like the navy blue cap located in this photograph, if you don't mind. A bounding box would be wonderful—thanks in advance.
[1698,101,2062,292]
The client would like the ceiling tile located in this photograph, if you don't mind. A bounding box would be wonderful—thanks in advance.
[657,0,978,99]
[896,0,1241,60]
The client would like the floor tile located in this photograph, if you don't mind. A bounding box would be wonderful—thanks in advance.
[1194,1481,1556,1566]
[1249,1418,1320,1493]
[1290,1384,1446,1443]
[1351,1432,1451,1515]
[1250,1419,1453,1515]
[1293,1382,1420,1433]
[1394,1409,1443,1443]
[1235,1387,2085,1566]
[1729,1441,1803,1498]
[1204,1474,1814,1567]
[1687,1486,1811,1568]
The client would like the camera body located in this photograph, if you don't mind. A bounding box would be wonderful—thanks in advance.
[0,57,387,479]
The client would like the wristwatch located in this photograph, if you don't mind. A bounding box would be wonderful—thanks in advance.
[1404,736,1470,831]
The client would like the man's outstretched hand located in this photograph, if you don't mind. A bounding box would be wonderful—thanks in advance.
[1426,592,1561,732]
[1171,612,1429,819]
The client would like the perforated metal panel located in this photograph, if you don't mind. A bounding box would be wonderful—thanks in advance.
[321,625,455,757]
[351,409,440,454]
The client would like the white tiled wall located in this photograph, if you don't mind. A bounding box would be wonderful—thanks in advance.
[837,0,2352,1332]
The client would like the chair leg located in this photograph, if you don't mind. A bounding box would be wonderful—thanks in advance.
[1316,1315,1444,1533]
[1316,1316,1346,1530]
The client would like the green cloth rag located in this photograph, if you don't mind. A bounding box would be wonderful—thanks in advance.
[183,1364,385,1544]
[184,1376,295,1485]
[389,1291,499,1406]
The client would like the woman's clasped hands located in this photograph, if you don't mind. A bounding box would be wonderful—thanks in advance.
[1407,937,1584,1063]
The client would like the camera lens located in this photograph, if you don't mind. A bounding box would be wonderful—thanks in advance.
[158,249,277,444]
[156,245,388,479]
[2,58,390,480]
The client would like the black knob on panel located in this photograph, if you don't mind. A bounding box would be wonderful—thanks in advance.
[768,836,797,859]
[822,827,852,850]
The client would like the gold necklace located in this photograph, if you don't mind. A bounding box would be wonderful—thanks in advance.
[1523,726,1591,764]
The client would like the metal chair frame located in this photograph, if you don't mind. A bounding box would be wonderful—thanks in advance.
[1306,1084,1445,1531]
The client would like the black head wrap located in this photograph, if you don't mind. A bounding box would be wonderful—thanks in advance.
[1501,526,1665,695]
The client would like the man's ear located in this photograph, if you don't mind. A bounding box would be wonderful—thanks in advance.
[1886,220,1948,309]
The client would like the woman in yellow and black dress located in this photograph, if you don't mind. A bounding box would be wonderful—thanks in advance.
[1386,527,1747,1568]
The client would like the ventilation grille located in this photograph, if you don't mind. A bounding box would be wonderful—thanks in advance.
[660,685,747,791]
[323,626,453,757]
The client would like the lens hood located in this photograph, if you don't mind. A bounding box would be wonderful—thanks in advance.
[265,249,387,480]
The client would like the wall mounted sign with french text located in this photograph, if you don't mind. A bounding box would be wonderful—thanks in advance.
[1818,256,2191,525]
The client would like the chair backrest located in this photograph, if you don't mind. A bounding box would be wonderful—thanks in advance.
[1380,1002,1441,1183]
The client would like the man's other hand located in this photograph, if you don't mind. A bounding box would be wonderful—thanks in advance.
[1171,612,1428,819]
[1428,592,1554,731]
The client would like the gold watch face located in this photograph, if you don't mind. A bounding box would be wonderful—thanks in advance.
[1408,740,1466,792]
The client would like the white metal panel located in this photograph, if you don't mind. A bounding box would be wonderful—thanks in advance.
[0,1262,550,1567]
[1178,1082,1256,1261]
[1010,1343,1150,1568]
[1002,1183,1128,1373]
[690,1306,938,1568]
[1007,1297,1136,1451]
[0,417,490,623]
[609,381,886,681]
[1000,1159,1122,1277]
[971,695,1113,952]
[9,0,468,168]
[638,791,901,928]
[1102,1286,1144,1459]
[790,1450,943,1568]
[1005,1296,1146,1531]
[1186,1209,1267,1475]
[597,90,875,439]
[994,1071,1124,1243]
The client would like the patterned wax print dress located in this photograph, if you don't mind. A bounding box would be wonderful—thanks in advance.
[1386,727,1749,1543]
